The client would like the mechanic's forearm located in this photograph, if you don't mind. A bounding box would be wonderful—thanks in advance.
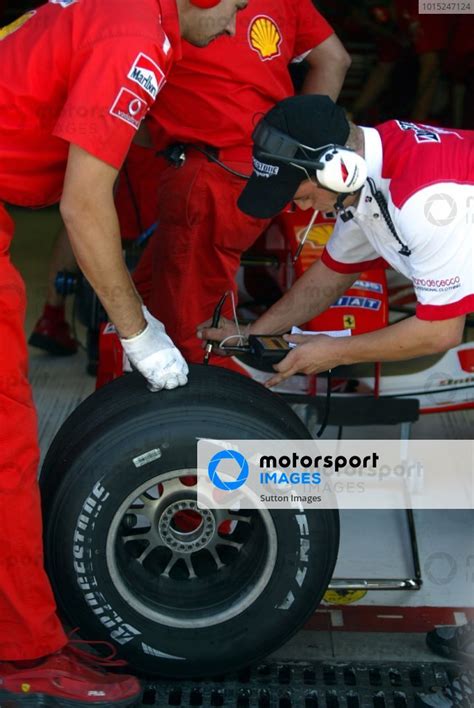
[302,66,347,101]
[61,203,145,339]
[336,315,464,366]
[302,35,351,100]
[250,261,359,335]
[61,144,146,339]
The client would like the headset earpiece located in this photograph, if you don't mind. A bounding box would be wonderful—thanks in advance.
[252,120,368,194]
[315,146,367,194]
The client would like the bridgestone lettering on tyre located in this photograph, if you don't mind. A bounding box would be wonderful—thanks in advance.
[42,366,339,678]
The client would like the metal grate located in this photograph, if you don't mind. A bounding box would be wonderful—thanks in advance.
[138,661,464,707]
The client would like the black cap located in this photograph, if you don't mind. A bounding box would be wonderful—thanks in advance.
[238,95,350,219]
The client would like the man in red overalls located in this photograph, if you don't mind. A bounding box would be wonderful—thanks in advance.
[0,0,246,703]
[132,0,350,372]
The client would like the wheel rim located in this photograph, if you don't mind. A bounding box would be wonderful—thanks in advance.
[106,470,278,629]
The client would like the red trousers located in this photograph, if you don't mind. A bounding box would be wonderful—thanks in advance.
[133,153,270,369]
[0,204,66,660]
[114,144,166,241]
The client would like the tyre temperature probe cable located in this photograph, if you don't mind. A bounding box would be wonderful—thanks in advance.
[203,291,234,364]
[203,290,248,365]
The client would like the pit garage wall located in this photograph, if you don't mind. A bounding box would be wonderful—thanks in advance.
[312,508,473,632]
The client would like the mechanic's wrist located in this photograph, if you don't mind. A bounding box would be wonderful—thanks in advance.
[240,323,252,340]
[248,322,292,337]
[247,322,257,336]
[119,317,147,341]
[331,336,353,367]
[247,322,273,338]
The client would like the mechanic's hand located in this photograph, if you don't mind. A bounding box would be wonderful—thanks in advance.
[197,316,246,356]
[265,334,342,388]
[121,306,188,391]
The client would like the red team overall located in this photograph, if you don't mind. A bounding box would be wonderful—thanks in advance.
[132,0,350,370]
[0,0,246,703]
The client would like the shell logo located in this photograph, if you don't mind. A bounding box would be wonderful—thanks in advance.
[248,15,282,61]
[0,11,36,41]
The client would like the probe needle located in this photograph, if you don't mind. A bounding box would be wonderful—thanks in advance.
[293,209,319,263]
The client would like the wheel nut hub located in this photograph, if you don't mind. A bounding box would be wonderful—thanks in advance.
[159,500,216,554]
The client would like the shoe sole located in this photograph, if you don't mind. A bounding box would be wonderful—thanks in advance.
[0,689,140,707]
[28,333,78,357]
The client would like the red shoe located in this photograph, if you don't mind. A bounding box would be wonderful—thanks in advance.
[29,304,78,356]
[0,644,141,706]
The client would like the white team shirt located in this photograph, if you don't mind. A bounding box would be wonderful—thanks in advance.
[322,121,474,321]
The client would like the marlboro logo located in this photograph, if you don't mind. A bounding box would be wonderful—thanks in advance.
[127,53,165,100]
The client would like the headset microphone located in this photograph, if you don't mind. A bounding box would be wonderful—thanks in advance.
[336,194,354,222]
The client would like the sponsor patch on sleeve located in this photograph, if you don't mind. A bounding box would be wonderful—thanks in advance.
[127,53,165,100]
[110,87,148,129]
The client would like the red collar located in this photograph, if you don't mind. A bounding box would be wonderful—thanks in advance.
[158,0,182,60]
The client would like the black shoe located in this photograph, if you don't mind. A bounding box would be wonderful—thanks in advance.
[426,622,474,663]
[415,672,473,707]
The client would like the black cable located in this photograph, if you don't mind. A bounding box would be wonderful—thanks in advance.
[316,370,332,438]
[203,292,229,365]
[189,145,251,180]
[367,178,411,257]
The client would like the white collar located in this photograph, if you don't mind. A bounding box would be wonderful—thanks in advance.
[343,127,384,219]
[361,126,383,183]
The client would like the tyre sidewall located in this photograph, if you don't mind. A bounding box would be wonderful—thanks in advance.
[47,416,337,677]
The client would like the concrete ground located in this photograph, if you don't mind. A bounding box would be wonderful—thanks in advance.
[271,630,449,664]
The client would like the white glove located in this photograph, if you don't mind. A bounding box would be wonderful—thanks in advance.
[120,306,188,392]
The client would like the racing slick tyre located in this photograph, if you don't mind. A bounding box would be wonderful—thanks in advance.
[41,365,339,678]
